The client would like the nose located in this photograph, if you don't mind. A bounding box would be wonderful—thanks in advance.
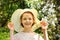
[26,19,29,22]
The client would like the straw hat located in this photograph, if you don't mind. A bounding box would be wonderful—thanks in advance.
[11,8,41,32]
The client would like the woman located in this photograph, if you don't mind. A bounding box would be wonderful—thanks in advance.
[8,9,49,40]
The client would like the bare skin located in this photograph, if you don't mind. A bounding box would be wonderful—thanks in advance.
[8,12,49,40]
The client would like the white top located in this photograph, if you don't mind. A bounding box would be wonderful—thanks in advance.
[14,32,44,40]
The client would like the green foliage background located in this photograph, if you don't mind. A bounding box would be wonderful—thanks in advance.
[0,0,60,40]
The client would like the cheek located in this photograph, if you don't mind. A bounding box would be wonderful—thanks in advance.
[21,20,25,24]
[30,20,34,24]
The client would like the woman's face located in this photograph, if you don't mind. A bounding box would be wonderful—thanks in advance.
[21,12,34,28]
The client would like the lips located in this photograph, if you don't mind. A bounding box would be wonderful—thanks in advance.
[24,23,31,25]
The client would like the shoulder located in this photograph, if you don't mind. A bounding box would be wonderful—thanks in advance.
[14,33,20,40]
[14,32,23,38]
[14,32,23,40]
[38,34,44,40]
[34,33,44,40]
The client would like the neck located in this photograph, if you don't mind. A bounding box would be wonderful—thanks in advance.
[23,27,33,33]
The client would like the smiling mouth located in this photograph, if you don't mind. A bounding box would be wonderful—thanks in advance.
[25,23,31,25]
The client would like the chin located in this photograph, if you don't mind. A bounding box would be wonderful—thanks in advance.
[24,26,31,28]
